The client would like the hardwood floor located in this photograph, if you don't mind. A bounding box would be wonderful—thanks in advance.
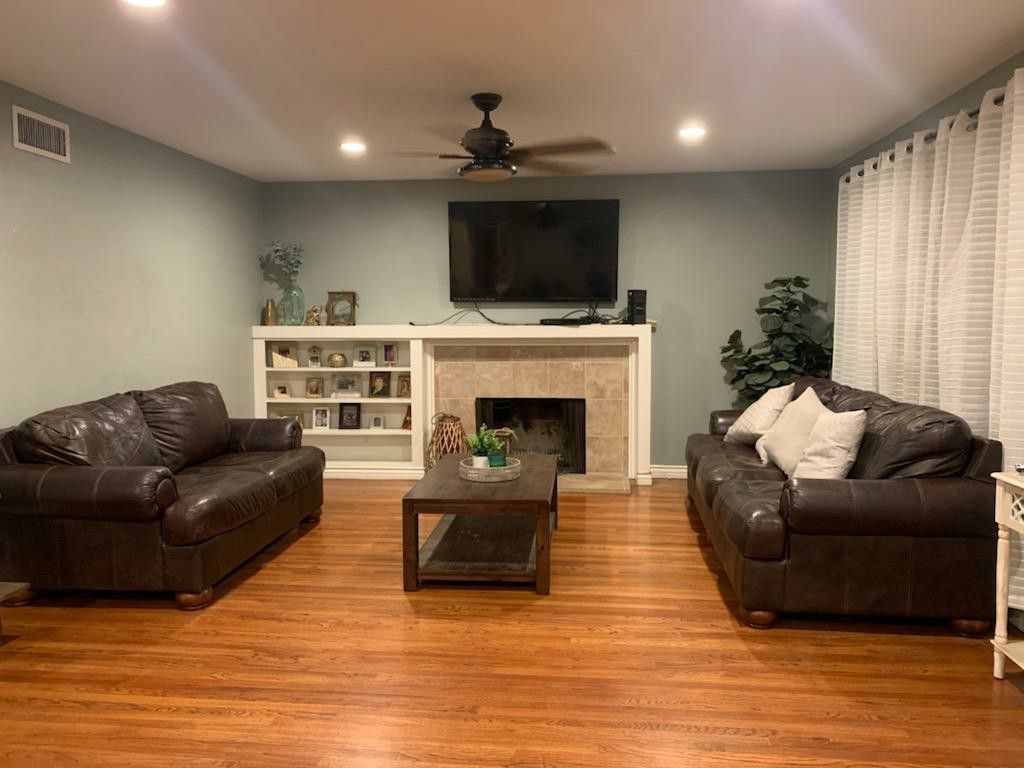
[1,479,1023,767]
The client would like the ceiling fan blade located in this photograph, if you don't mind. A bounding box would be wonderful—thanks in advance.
[515,157,592,175]
[380,151,473,159]
[510,137,614,159]
[438,153,474,160]
[424,124,470,146]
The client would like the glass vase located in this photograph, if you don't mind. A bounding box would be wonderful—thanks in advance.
[278,283,305,326]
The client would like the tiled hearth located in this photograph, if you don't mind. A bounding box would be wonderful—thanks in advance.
[433,344,630,477]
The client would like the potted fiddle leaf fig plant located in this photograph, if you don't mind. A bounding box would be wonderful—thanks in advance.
[720,276,833,405]
[466,424,504,468]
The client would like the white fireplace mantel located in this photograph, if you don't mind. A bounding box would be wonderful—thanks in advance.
[252,323,654,484]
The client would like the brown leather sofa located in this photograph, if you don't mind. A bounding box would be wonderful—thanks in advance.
[686,376,1001,634]
[0,381,325,609]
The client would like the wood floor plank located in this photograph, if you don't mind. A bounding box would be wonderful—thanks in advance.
[0,478,1022,767]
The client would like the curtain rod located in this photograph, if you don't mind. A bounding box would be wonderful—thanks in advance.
[843,92,1005,183]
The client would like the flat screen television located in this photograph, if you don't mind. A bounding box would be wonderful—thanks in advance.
[448,199,619,302]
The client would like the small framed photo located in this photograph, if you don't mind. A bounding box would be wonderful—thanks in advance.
[354,345,376,367]
[273,409,306,427]
[339,402,361,429]
[326,291,357,326]
[396,373,411,399]
[370,415,384,430]
[369,371,391,397]
[270,343,298,368]
[331,374,360,399]
[307,345,322,368]
[311,407,331,430]
[383,343,399,366]
[272,383,291,399]
[305,376,324,398]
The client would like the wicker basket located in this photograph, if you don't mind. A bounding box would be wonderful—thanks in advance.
[458,457,522,483]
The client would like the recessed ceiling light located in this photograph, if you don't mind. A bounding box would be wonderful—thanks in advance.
[677,125,707,143]
[340,141,366,155]
[123,0,167,7]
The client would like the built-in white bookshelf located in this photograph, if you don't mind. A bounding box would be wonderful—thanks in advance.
[253,327,425,479]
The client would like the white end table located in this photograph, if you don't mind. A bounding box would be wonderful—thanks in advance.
[993,472,1024,678]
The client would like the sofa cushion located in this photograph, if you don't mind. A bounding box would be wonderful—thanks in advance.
[712,478,787,559]
[164,463,277,546]
[131,382,231,472]
[723,383,794,445]
[845,401,972,480]
[197,447,325,499]
[693,442,785,510]
[14,394,162,467]
[755,387,829,476]
[792,409,867,479]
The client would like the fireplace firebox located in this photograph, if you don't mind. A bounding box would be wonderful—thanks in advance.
[475,398,586,474]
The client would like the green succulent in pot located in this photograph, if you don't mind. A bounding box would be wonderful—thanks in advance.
[720,276,833,405]
[466,424,506,468]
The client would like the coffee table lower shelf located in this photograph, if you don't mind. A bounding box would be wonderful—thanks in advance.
[418,514,537,585]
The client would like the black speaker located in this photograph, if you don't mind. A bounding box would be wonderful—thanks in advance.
[627,289,647,324]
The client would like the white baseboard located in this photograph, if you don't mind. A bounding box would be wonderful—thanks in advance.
[651,464,687,480]
[324,467,425,481]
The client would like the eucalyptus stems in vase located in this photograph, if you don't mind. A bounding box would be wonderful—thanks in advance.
[259,241,306,326]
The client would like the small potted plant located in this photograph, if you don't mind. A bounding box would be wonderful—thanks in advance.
[466,424,503,468]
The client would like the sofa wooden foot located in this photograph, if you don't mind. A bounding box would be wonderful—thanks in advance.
[175,588,214,611]
[1,587,35,607]
[738,607,778,629]
[948,619,991,638]
[302,507,323,525]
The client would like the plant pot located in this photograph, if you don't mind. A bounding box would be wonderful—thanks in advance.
[471,455,489,468]
[488,452,507,467]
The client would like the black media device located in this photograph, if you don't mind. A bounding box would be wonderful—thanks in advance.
[448,199,620,302]
[627,289,647,324]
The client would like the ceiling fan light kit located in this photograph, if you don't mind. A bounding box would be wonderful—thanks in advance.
[459,158,517,182]
[406,92,613,182]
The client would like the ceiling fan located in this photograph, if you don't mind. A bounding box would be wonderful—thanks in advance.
[407,93,614,181]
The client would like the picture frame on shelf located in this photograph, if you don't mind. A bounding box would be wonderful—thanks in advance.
[339,402,361,429]
[272,409,306,427]
[305,376,324,398]
[272,383,291,399]
[396,373,411,399]
[270,343,298,368]
[326,291,357,326]
[383,343,398,366]
[307,345,322,368]
[369,371,391,397]
[311,407,330,430]
[331,374,360,399]
[370,415,384,430]
[354,345,376,367]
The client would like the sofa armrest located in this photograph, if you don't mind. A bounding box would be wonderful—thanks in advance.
[0,464,177,521]
[228,418,302,453]
[709,410,743,436]
[780,477,996,539]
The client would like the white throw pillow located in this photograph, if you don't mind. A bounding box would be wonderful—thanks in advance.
[756,387,829,476]
[723,383,795,445]
[792,410,867,479]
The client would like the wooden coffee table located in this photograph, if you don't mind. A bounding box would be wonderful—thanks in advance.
[402,454,558,594]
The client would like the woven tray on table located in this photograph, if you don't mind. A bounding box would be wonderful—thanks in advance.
[458,457,522,482]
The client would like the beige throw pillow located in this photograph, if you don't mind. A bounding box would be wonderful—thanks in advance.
[723,383,795,445]
[792,410,867,479]
[755,387,829,476]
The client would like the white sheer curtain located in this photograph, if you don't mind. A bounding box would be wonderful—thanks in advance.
[834,67,1024,605]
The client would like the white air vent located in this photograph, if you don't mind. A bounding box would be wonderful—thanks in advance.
[12,105,70,163]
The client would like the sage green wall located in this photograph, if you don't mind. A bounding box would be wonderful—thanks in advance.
[261,172,834,465]
[0,80,261,426]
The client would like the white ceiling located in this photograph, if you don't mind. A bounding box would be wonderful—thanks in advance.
[2,0,1023,182]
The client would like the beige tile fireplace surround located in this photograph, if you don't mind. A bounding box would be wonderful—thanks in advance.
[434,344,630,479]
